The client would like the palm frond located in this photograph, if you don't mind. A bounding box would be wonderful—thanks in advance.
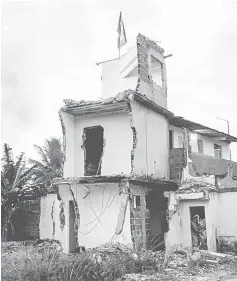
[13,165,24,189]
[33,144,50,166]
[20,163,37,178]
[15,152,25,173]
[2,143,14,167]
[28,159,46,169]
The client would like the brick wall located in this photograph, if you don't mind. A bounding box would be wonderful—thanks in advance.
[129,182,149,251]
[136,34,167,107]
[13,200,40,241]
[170,148,186,184]
[145,209,151,241]
[130,209,143,251]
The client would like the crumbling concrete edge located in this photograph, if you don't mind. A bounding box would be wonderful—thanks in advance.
[51,200,55,239]
[115,181,130,235]
[163,191,180,265]
[58,111,66,164]
[55,186,65,233]
[125,96,138,174]
[69,185,80,246]
[81,130,87,175]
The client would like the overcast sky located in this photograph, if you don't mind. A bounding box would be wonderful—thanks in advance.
[2,0,237,161]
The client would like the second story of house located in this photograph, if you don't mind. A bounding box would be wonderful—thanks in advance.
[59,90,173,181]
[168,116,237,184]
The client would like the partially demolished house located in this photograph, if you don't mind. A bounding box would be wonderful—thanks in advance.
[40,34,237,254]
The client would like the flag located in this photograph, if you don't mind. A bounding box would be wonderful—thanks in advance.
[117,11,127,49]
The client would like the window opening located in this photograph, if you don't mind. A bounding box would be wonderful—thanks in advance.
[150,55,163,87]
[132,195,141,209]
[198,140,204,154]
[214,143,222,159]
[84,126,104,176]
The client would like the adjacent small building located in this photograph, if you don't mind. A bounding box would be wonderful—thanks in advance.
[40,33,237,253]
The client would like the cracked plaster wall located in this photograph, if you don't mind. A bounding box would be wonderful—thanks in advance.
[40,182,132,253]
[166,191,237,253]
[131,100,169,179]
[74,113,132,176]
[40,194,65,247]
[60,111,75,178]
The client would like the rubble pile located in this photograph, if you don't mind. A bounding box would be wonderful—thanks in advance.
[218,236,237,255]
[118,249,237,281]
[178,179,217,194]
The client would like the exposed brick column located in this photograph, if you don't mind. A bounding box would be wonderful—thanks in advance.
[170,148,185,184]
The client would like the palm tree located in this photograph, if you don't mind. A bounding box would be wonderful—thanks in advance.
[29,137,64,186]
[1,144,36,241]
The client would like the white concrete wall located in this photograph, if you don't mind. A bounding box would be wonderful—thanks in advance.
[131,100,169,179]
[167,191,237,252]
[190,134,231,160]
[217,192,237,239]
[101,47,138,99]
[61,111,75,177]
[40,194,68,250]
[74,113,132,176]
[40,182,132,252]
[170,126,231,160]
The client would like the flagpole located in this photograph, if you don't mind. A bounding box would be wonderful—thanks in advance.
[117,11,126,59]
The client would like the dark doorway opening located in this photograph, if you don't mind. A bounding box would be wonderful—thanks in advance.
[145,191,168,251]
[84,126,104,176]
[190,206,207,250]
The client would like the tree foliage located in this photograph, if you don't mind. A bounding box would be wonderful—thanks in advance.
[29,137,64,186]
[1,144,37,241]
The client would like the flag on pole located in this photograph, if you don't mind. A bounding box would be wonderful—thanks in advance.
[117,11,127,50]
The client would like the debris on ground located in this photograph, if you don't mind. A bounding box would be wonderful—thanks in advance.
[2,241,237,281]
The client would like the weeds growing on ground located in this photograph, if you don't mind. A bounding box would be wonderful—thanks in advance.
[1,245,146,281]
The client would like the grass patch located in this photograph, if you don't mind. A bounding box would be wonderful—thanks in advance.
[1,244,145,281]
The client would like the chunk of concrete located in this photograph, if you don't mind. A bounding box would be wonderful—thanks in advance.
[190,251,201,262]
[199,250,234,260]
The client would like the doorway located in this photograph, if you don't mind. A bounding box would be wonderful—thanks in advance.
[145,191,168,251]
[190,206,207,250]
